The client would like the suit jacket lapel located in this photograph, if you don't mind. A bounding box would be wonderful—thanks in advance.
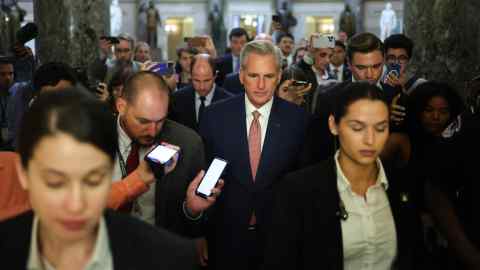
[385,178,408,269]
[312,159,343,270]
[212,87,221,103]
[231,95,254,188]
[186,87,197,128]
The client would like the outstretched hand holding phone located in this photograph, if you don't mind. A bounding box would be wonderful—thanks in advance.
[185,158,227,217]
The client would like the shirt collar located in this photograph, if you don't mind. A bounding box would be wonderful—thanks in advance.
[329,63,344,72]
[311,65,330,80]
[244,94,273,118]
[334,150,389,193]
[194,84,216,103]
[28,215,112,270]
[117,116,132,151]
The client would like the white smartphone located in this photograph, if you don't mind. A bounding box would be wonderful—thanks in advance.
[196,158,228,198]
[145,144,178,165]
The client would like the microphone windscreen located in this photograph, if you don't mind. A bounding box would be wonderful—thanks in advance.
[16,22,39,44]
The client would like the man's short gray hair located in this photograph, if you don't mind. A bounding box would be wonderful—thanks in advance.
[117,33,135,49]
[240,40,282,71]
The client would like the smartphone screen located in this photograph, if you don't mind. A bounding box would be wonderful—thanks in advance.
[196,158,228,198]
[145,145,178,164]
[150,62,174,76]
[292,80,309,87]
[387,63,401,77]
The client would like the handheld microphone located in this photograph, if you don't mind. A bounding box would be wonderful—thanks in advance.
[16,22,38,45]
[336,199,349,221]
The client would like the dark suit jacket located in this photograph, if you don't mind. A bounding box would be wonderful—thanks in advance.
[263,158,425,270]
[0,210,197,269]
[222,73,245,95]
[327,64,352,82]
[170,85,233,132]
[199,95,309,270]
[154,119,205,237]
[215,54,234,85]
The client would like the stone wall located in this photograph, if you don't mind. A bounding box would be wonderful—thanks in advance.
[405,0,480,93]
[33,0,110,68]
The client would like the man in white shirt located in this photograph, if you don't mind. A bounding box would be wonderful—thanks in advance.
[170,54,232,132]
[329,40,352,82]
[216,28,249,85]
[113,71,222,237]
[276,32,295,68]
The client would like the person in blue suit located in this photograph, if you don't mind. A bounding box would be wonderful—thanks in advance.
[222,72,244,95]
[215,27,249,85]
[199,40,308,270]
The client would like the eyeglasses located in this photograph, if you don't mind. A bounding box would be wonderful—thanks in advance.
[386,55,409,64]
[115,48,131,53]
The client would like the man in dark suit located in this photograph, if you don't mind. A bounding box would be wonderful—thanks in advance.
[170,54,233,132]
[199,40,308,270]
[328,40,352,82]
[222,72,244,95]
[215,27,248,85]
[113,71,221,238]
[303,32,394,167]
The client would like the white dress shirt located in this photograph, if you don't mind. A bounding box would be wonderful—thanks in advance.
[112,117,156,225]
[282,53,294,67]
[334,151,397,270]
[245,95,273,150]
[27,216,113,270]
[312,65,337,87]
[329,63,345,82]
[195,85,216,121]
[232,55,240,73]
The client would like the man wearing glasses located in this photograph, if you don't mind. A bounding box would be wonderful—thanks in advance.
[383,34,427,125]
[384,34,426,95]
[303,32,395,166]
[94,33,142,84]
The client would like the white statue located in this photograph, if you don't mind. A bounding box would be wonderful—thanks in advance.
[110,0,123,36]
[379,2,397,41]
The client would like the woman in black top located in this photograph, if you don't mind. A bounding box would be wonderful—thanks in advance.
[264,82,424,270]
[0,89,196,269]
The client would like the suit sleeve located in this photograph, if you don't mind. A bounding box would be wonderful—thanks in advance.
[171,133,206,238]
[107,171,149,210]
[198,108,214,165]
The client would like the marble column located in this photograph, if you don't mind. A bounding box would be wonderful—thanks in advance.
[33,0,110,69]
[404,0,480,90]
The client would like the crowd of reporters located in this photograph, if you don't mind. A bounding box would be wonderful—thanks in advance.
[0,22,480,270]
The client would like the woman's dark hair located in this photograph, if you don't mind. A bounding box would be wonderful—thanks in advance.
[17,88,118,168]
[33,62,77,92]
[407,81,465,132]
[332,82,389,123]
